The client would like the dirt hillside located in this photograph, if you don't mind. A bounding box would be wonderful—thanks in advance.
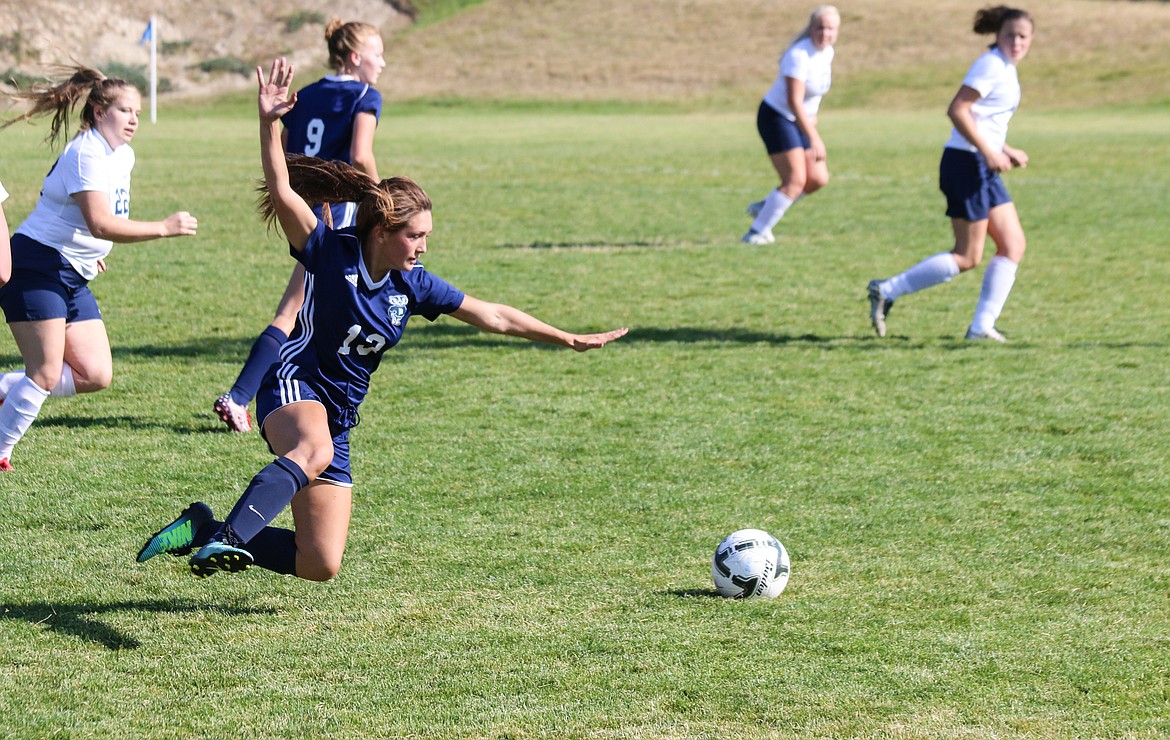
[0,0,410,97]
[3,0,1169,107]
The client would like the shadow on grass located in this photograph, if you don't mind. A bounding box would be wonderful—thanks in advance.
[0,325,931,366]
[0,599,277,650]
[393,323,901,349]
[667,588,725,599]
[498,240,681,250]
[33,415,220,436]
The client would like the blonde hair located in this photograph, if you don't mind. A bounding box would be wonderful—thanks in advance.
[790,5,840,47]
[2,65,138,149]
[324,18,380,72]
[259,155,431,241]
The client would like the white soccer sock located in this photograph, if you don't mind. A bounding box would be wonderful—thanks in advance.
[0,371,23,400]
[750,189,795,234]
[0,366,77,399]
[51,365,77,398]
[969,255,1019,333]
[0,376,51,460]
[881,252,961,300]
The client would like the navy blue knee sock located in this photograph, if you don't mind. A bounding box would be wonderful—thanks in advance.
[229,325,287,405]
[219,456,310,545]
[245,526,298,575]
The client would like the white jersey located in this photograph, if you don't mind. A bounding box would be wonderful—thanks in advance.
[945,47,1020,154]
[0,178,8,204]
[16,128,134,280]
[762,37,834,121]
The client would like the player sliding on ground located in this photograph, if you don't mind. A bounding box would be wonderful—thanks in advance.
[137,58,627,581]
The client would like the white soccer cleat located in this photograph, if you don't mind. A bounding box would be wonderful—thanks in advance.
[741,229,775,245]
[214,393,253,432]
[867,279,893,338]
[964,326,1007,343]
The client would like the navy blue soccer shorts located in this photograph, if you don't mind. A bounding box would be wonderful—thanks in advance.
[939,147,1012,222]
[0,235,102,324]
[756,101,810,155]
[256,373,355,488]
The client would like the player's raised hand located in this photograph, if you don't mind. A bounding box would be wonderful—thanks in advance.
[257,57,296,122]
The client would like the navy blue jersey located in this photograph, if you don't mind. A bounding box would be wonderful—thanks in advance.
[277,222,464,426]
[283,76,383,164]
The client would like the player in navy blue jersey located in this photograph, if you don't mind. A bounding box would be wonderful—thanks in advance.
[0,68,197,472]
[138,58,628,581]
[868,6,1034,342]
[214,18,386,433]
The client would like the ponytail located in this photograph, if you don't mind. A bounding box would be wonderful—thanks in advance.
[324,17,380,71]
[257,156,431,240]
[2,65,136,149]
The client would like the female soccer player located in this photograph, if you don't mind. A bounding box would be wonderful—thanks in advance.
[868,6,1034,341]
[742,5,840,245]
[0,68,198,472]
[214,18,387,432]
[138,58,627,581]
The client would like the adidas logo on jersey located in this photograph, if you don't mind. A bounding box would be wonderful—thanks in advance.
[345,273,358,287]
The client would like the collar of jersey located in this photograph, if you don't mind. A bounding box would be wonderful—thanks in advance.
[356,244,393,291]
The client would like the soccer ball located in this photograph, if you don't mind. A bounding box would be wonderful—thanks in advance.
[711,529,790,599]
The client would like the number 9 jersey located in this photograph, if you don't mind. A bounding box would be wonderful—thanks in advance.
[272,221,465,429]
[282,76,383,163]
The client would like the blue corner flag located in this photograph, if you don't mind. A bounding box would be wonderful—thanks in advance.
[139,19,153,46]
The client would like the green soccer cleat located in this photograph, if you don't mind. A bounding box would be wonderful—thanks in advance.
[137,502,214,563]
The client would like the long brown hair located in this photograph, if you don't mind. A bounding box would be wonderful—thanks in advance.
[2,65,137,149]
[258,155,431,240]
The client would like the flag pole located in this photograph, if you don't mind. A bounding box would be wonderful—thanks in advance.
[149,15,157,123]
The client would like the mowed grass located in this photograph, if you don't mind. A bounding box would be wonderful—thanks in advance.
[0,98,1168,738]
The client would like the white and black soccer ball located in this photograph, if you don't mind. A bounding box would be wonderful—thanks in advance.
[711,529,790,599]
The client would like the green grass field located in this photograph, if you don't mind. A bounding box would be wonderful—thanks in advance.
[0,95,1168,738]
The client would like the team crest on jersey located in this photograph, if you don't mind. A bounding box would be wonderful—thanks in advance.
[387,294,409,326]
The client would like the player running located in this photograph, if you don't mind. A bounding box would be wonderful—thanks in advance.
[743,5,840,245]
[868,6,1034,342]
[0,68,197,472]
[214,18,387,432]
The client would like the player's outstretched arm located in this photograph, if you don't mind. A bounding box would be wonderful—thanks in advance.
[74,193,197,243]
[450,295,628,352]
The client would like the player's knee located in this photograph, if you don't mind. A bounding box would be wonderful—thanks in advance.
[300,448,334,480]
[29,366,63,392]
[784,174,808,194]
[298,553,343,581]
[1000,235,1026,261]
[951,250,982,272]
[806,171,829,194]
[85,368,113,392]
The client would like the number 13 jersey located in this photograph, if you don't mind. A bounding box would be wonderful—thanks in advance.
[276,221,465,426]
